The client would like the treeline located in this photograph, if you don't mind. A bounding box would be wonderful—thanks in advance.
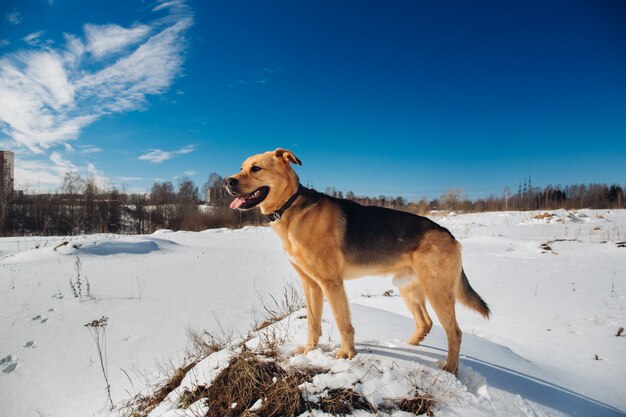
[0,174,624,237]
[324,183,625,214]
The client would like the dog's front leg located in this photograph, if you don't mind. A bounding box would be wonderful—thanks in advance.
[293,266,323,355]
[320,279,356,359]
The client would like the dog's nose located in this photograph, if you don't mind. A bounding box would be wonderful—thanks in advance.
[225,177,238,188]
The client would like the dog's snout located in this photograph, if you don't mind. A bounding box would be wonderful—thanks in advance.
[225,177,238,188]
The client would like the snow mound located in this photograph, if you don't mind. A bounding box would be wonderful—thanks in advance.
[143,304,625,417]
[0,235,178,264]
[76,240,164,256]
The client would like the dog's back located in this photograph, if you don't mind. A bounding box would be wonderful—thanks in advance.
[301,189,453,266]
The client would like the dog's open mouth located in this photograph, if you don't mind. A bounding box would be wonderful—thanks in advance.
[229,186,270,210]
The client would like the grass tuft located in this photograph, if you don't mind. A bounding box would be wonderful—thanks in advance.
[318,388,375,415]
[396,393,436,416]
[204,350,314,417]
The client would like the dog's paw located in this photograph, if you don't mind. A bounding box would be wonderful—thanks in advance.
[406,332,427,346]
[294,345,316,355]
[441,361,458,375]
[335,348,356,360]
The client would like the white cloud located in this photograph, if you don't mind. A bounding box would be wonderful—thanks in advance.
[76,18,192,114]
[84,23,150,58]
[78,144,103,154]
[138,144,196,163]
[23,31,45,46]
[50,151,77,170]
[0,40,9,48]
[14,151,76,190]
[153,0,187,12]
[5,10,22,25]
[15,159,65,190]
[14,151,113,191]
[176,144,195,154]
[0,2,193,155]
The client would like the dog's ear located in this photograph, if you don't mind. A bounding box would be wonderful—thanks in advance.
[274,148,302,166]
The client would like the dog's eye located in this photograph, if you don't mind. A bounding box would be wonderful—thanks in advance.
[250,166,262,173]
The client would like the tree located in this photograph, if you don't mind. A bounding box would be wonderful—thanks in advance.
[202,173,228,206]
[60,172,84,195]
[150,181,175,228]
[503,186,510,211]
[606,185,624,208]
[440,188,463,211]
[0,187,13,235]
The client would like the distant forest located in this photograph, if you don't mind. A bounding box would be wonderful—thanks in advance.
[0,172,624,236]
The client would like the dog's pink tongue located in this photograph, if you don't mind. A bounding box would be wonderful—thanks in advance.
[230,197,245,209]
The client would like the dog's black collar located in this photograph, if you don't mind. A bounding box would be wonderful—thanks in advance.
[266,184,304,222]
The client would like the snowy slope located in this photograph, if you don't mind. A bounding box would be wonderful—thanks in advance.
[1,210,625,417]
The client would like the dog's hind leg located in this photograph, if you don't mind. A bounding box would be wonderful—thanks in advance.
[293,266,323,355]
[399,281,432,345]
[411,231,463,374]
[425,282,461,374]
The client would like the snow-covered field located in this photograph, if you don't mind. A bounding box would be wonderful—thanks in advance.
[1,209,625,417]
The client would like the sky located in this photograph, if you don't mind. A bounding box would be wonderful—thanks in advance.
[0,0,625,200]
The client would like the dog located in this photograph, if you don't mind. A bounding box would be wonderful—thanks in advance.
[225,148,490,374]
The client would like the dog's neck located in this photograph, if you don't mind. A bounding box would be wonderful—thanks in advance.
[264,184,303,222]
[259,174,301,216]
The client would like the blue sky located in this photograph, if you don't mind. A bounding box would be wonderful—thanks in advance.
[0,0,624,199]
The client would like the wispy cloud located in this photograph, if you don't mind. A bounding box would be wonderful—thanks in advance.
[138,144,196,163]
[14,150,76,190]
[78,144,103,154]
[15,159,66,190]
[0,40,9,48]
[23,31,49,46]
[5,9,23,25]
[0,0,193,156]
[84,23,150,58]
[153,0,187,12]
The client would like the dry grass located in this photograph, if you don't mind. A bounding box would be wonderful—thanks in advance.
[185,327,234,361]
[255,283,304,331]
[121,327,230,417]
[121,361,197,417]
[317,388,376,415]
[532,212,554,220]
[203,350,315,417]
[396,394,436,416]
[179,384,209,409]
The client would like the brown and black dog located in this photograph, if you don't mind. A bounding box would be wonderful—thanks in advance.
[225,148,490,374]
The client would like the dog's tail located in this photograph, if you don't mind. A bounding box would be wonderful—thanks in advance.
[457,268,491,319]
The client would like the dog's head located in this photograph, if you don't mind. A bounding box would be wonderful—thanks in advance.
[225,148,301,214]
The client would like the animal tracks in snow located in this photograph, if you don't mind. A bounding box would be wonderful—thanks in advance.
[31,314,49,324]
[0,355,19,374]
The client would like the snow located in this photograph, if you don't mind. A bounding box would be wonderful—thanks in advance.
[1,209,625,417]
